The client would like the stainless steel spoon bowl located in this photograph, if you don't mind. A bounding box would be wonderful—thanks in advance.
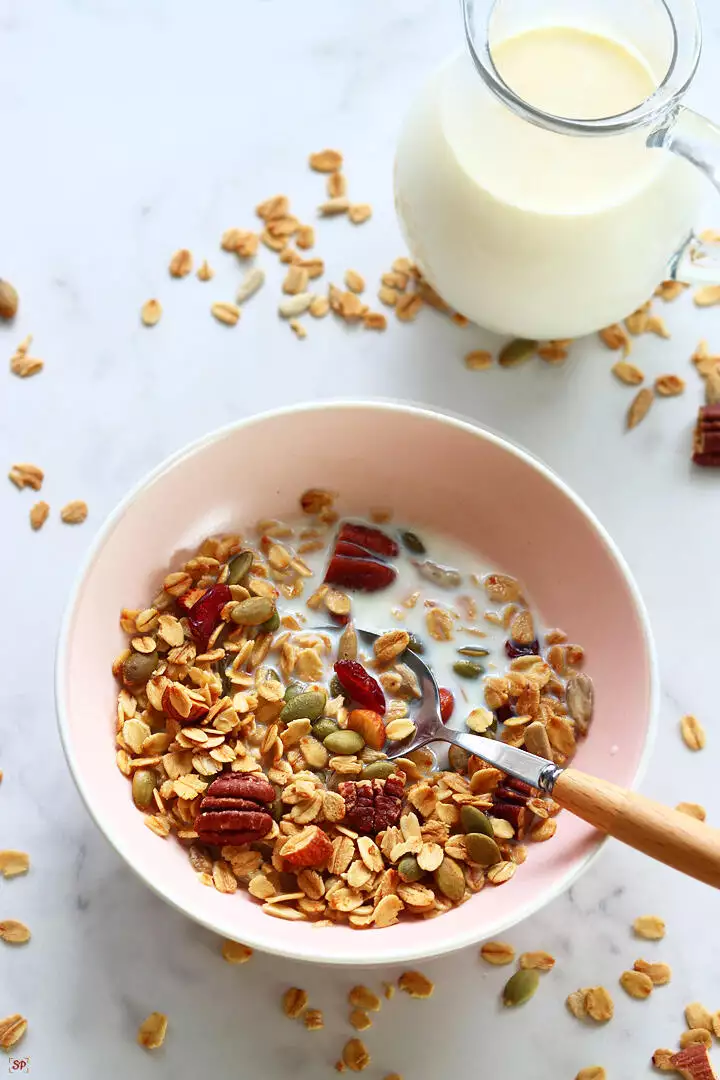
[320,623,561,794]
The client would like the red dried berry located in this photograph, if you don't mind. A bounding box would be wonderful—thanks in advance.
[187,583,231,652]
[438,688,454,724]
[338,522,399,557]
[334,539,378,558]
[325,554,396,592]
[334,659,386,715]
[504,638,540,659]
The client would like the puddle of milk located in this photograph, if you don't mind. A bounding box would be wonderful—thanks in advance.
[271,521,549,734]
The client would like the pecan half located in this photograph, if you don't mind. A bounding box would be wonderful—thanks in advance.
[195,773,275,846]
[693,405,720,467]
[338,776,404,835]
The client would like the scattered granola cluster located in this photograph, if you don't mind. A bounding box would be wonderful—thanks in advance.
[112,490,592,930]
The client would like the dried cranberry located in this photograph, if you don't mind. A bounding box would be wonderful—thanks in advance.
[334,659,386,715]
[494,785,528,807]
[505,638,540,659]
[504,777,536,798]
[329,609,350,626]
[491,801,527,837]
[438,688,455,724]
[338,777,403,834]
[334,539,380,559]
[187,583,231,652]
[325,554,396,592]
[338,522,399,557]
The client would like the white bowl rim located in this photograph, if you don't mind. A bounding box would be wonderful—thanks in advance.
[55,399,659,966]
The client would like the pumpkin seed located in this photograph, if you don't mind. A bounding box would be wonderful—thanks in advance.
[329,674,346,699]
[433,855,465,901]
[502,968,540,1007]
[259,610,280,633]
[448,745,470,772]
[122,650,158,686]
[270,794,284,821]
[284,681,305,703]
[280,689,326,723]
[415,559,462,588]
[460,805,494,837]
[405,633,425,654]
[226,550,254,585]
[338,623,358,661]
[465,832,502,866]
[361,760,396,781]
[323,729,365,755]
[400,530,426,555]
[397,854,424,882]
[453,660,484,679]
[457,646,489,657]
[566,674,594,735]
[257,666,280,683]
[132,768,158,809]
[499,338,538,368]
[230,596,275,626]
[312,717,339,741]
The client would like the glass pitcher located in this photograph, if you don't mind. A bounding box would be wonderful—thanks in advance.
[394,0,720,339]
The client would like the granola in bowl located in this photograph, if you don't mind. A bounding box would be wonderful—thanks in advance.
[113,490,592,929]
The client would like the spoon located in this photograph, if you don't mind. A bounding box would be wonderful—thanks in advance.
[321,624,720,889]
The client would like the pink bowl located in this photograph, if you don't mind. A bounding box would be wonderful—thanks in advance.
[56,402,656,965]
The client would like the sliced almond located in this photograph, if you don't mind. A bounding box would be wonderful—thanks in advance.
[627,387,653,430]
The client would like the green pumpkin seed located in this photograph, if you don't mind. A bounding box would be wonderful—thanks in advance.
[361,760,396,781]
[257,666,280,683]
[502,969,540,1007]
[457,646,489,657]
[448,745,470,773]
[132,768,158,809]
[329,674,346,699]
[405,633,426,655]
[259,610,280,633]
[400,530,426,555]
[460,805,494,837]
[279,689,326,723]
[230,596,275,626]
[323,729,365,755]
[226,550,254,585]
[433,855,466,901]
[122,650,158,686]
[312,717,339,741]
[284,681,305,703]
[465,832,502,866]
[453,660,484,679]
[397,854,424,882]
[498,338,538,368]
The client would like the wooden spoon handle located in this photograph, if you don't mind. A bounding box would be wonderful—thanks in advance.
[553,768,720,888]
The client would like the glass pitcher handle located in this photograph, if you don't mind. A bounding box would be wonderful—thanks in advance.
[648,106,720,286]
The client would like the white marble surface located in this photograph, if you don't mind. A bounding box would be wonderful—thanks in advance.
[3,1,720,1077]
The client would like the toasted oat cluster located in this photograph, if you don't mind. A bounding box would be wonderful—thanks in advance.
[113,491,592,928]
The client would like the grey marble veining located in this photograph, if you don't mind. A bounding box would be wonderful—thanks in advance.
[2,0,720,1077]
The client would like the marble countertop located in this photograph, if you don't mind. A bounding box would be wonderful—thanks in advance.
[3,1,720,1077]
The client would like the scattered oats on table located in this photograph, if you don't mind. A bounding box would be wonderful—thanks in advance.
[211,301,241,326]
[0,920,31,944]
[60,500,88,525]
[0,851,30,878]
[680,714,706,750]
[168,249,192,277]
[282,987,308,1019]
[141,299,162,326]
[0,1015,27,1051]
[348,986,381,1012]
[633,915,666,940]
[196,260,214,281]
[398,971,434,998]
[9,463,43,491]
[480,940,515,965]
[220,940,252,964]
[342,1038,370,1072]
[137,1011,168,1051]
[10,334,43,377]
[303,1009,324,1031]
